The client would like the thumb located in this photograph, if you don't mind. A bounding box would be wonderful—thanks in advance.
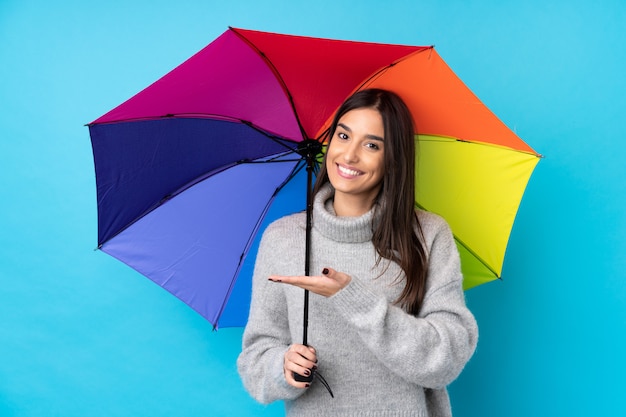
[322,267,351,288]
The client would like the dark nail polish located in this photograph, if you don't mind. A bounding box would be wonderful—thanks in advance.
[304,369,310,376]
[322,268,329,275]
[305,384,310,388]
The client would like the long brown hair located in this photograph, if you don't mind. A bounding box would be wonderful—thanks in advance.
[313,89,428,315]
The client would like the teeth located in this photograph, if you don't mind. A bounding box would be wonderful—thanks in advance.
[338,165,361,176]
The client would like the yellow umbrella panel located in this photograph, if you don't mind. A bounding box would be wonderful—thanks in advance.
[416,135,540,289]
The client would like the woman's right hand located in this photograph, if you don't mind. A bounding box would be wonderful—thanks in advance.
[283,344,317,388]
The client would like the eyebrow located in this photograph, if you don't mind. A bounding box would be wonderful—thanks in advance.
[337,122,384,142]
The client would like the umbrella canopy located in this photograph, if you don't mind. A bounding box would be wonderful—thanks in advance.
[88,27,540,329]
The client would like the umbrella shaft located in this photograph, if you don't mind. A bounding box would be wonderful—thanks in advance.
[302,149,316,346]
[302,290,309,345]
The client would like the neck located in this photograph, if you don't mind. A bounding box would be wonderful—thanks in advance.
[332,193,376,217]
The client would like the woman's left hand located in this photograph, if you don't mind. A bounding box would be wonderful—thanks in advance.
[268,267,351,297]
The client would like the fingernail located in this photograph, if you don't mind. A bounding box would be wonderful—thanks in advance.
[304,369,310,376]
[322,268,329,275]
[305,384,310,388]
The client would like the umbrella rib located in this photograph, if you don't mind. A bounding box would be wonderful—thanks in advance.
[87,112,248,126]
[214,160,307,329]
[275,159,308,194]
[238,119,301,153]
[353,47,435,94]
[229,27,309,141]
[90,113,302,155]
[414,202,500,279]
[453,235,500,279]
[96,160,243,248]
[97,154,303,249]
[417,134,543,158]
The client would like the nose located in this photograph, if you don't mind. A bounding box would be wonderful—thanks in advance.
[342,141,359,163]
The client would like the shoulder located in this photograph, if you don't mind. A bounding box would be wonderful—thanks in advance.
[415,209,458,254]
[260,211,306,243]
[265,211,306,231]
[254,212,307,270]
[416,209,464,290]
[415,209,453,237]
[415,208,448,226]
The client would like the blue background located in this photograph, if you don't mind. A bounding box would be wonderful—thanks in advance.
[1,0,625,416]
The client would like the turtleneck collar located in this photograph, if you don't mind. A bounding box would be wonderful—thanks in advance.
[312,183,380,244]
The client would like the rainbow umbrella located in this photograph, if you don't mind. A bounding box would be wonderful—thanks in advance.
[88,27,540,330]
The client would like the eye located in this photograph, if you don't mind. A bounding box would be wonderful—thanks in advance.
[337,132,348,140]
[365,142,381,150]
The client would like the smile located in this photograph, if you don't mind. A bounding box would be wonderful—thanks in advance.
[337,164,362,177]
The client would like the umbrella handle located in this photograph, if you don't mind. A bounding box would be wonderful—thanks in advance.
[293,371,313,383]
[293,369,334,397]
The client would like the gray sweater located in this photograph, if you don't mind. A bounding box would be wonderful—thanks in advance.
[237,184,478,417]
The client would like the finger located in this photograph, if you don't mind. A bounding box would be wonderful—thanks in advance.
[285,350,317,379]
[269,274,343,297]
[321,267,351,289]
[269,275,317,292]
[285,360,312,381]
[288,344,317,365]
[284,360,309,388]
[284,345,317,388]
[268,275,305,285]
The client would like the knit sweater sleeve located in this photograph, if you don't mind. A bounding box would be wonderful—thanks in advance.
[329,212,478,389]
[236,218,304,404]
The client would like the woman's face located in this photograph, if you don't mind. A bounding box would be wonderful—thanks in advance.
[326,107,385,211]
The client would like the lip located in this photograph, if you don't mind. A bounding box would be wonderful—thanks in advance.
[336,163,363,179]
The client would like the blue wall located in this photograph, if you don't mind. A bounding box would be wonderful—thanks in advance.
[1,1,624,416]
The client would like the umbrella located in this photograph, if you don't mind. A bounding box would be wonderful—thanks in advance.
[88,27,540,332]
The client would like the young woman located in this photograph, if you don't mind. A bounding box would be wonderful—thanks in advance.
[237,89,478,416]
